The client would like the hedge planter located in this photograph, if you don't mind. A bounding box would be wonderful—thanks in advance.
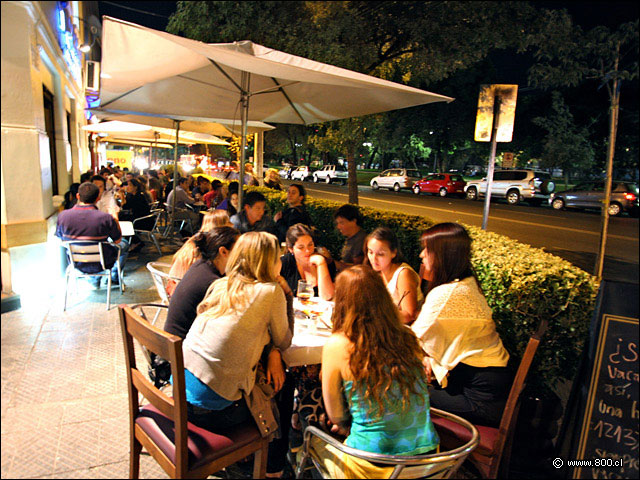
[255,185,600,391]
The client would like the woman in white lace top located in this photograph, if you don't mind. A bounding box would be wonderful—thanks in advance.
[364,226,423,324]
[411,223,511,427]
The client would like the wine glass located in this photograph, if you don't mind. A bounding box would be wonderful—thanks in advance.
[297,280,313,305]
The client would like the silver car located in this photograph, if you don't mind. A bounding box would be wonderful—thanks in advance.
[370,168,422,192]
[549,181,639,217]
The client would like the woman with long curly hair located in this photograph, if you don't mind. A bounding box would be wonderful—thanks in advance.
[315,265,439,478]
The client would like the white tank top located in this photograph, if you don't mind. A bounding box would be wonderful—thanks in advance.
[386,263,424,305]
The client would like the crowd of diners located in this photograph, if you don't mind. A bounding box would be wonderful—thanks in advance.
[58,164,511,478]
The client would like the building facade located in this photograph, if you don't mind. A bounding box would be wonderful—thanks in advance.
[1,1,99,309]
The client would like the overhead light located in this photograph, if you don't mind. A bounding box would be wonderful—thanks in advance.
[79,43,91,53]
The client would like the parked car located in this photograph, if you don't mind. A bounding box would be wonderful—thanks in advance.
[279,166,294,179]
[290,166,314,181]
[313,164,348,185]
[464,169,555,205]
[370,168,422,192]
[412,173,466,197]
[549,181,639,217]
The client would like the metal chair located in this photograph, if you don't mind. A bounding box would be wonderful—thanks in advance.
[430,320,548,478]
[146,262,182,325]
[118,304,270,479]
[133,210,164,255]
[295,408,479,479]
[63,241,124,311]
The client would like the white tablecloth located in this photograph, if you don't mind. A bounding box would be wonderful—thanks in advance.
[282,297,333,367]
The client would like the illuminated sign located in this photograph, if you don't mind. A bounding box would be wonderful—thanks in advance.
[56,2,82,84]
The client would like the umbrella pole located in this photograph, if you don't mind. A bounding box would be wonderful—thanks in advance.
[171,120,181,237]
[238,72,250,212]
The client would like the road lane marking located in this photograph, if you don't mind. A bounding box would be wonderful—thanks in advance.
[305,187,638,242]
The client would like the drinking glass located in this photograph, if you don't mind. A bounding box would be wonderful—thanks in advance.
[297,280,313,305]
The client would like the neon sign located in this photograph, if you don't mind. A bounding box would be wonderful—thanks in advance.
[56,2,82,84]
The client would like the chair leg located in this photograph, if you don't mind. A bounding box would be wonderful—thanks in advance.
[130,435,142,479]
[106,276,112,311]
[64,269,70,311]
[151,233,162,255]
[252,440,269,479]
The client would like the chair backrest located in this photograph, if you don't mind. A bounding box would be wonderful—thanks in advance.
[300,407,479,479]
[147,262,181,304]
[491,319,548,470]
[65,241,109,271]
[118,304,190,477]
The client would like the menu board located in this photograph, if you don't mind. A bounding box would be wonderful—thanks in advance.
[572,281,639,479]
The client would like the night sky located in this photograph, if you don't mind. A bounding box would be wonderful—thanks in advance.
[98,1,639,32]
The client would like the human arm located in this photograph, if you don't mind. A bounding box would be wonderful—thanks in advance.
[395,269,420,325]
[269,285,293,351]
[321,333,351,436]
[310,254,334,300]
[266,348,285,392]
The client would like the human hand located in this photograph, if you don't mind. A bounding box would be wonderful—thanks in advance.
[276,275,293,296]
[422,356,433,383]
[316,246,333,261]
[310,254,326,267]
[326,418,350,437]
[274,211,282,222]
[266,349,285,392]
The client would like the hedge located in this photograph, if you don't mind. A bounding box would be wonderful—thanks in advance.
[254,185,599,391]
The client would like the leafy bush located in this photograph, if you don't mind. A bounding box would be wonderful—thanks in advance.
[255,185,600,390]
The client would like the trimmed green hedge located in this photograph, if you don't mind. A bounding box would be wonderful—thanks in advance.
[255,185,600,391]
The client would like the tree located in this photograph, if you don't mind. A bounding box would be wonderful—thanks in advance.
[167,1,540,204]
[532,91,595,187]
[528,11,638,277]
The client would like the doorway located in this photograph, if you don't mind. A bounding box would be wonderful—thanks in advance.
[42,86,58,195]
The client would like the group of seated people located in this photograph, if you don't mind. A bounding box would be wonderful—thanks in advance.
[155,182,512,477]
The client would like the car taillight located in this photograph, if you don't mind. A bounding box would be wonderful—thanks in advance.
[529,179,535,187]
[624,192,636,201]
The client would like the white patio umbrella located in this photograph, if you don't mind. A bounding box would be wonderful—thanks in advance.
[82,121,230,145]
[98,15,453,209]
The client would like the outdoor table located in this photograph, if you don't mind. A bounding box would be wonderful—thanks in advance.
[118,220,135,236]
[283,297,333,367]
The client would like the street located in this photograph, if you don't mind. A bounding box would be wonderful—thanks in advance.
[284,180,639,282]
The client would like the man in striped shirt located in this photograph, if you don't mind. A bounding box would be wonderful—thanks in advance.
[56,182,129,287]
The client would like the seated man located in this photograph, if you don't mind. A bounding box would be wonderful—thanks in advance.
[191,176,212,200]
[230,190,276,234]
[333,204,367,271]
[56,182,129,288]
[166,176,201,233]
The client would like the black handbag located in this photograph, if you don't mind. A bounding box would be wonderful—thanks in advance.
[148,352,172,388]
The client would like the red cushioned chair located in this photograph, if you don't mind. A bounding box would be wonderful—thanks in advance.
[431,319,548,479]
[118,304,269,479]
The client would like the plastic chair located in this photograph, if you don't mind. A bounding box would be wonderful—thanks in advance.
[295,407,479,479]
[133,210,163,254]
[118,304,270,479]
[63,241,124,311]
[430,320,548,478]
[146,262,182,325]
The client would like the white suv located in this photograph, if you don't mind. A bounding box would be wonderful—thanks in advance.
[313,164,348,185]
[290,166,313,182]
[370,168,422,192]
[464,169,555,205]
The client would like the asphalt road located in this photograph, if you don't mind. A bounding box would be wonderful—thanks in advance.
[283,180,639,282]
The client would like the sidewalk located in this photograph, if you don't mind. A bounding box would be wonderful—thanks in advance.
[0,241,187,479]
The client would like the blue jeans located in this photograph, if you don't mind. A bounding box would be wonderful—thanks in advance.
[111,238,130,280]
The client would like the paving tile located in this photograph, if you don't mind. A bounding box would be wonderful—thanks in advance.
[47,380,86,403]
[97,417,130,464]
[4,429,59,478]
[98,395,129,420]
[61,399,102,425]
[82,379,118,399]
[54,422,101,473]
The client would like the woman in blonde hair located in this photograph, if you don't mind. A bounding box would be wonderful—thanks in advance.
[315,265,438,478]
[182,231,294,433]
[166,210,233,295]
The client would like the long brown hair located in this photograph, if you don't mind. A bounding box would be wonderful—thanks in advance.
[331,265,428,418]
[420,222,475,294]
[363,226,403,266]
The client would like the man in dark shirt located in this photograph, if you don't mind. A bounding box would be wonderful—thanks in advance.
[333,204,367,271]
[230,191,276,234]
[56,182,130,287]
[274,184,313,243]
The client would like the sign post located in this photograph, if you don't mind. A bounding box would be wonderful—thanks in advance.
[474,84,518,230]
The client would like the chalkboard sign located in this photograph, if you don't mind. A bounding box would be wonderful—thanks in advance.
[569,281,639,479]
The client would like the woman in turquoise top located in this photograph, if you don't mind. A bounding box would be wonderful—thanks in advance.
[317,265,438,477]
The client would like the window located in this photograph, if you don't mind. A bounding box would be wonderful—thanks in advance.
[451,175,463,182]
[513,171,528,181]
[493,171,509,181]
[406,169,421,178]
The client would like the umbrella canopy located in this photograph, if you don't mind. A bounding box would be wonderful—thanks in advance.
[88,108,275,137]
[99,17,453,125]
[98,15,453,215]
[100,138,173,149]
[82,121,230,145]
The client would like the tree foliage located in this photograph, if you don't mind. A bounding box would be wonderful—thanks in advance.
[532,91,595,185]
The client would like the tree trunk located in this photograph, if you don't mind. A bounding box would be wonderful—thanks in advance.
[564,170,569,190]
[347,145,358,205]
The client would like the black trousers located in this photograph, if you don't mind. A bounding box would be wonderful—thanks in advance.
[428,363,512,427]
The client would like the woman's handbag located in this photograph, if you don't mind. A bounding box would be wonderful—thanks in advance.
[242,365,281,438]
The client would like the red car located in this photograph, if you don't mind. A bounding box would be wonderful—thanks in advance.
[412,173,467,197]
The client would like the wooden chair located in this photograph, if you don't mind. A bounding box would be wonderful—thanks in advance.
[295,407,479,479]
[63,241,124,311]
[430,320,548,478]
[118,304,270,479]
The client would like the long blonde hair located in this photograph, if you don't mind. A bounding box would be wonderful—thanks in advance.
[196,231,280,318]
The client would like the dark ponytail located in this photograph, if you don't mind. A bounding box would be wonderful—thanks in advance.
[193,226,239,261]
